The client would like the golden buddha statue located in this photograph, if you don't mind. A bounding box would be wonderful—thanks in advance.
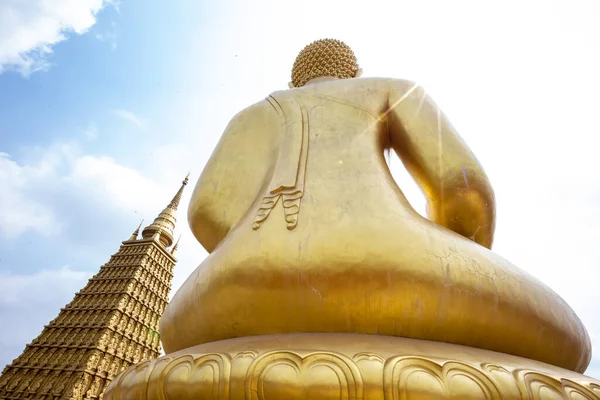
[105,39,599,399]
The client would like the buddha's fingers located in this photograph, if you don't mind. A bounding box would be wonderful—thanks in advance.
[252,195,281,230]
[282,191,303,230]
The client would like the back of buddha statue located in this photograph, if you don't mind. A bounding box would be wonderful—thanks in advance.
[160,38,590,373]
[102,40,597,400]
[188,72,503,256]
[161,75,590,373]
[187,77,417,252]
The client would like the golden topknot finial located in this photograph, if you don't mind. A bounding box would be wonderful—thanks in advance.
[291,39,359,88]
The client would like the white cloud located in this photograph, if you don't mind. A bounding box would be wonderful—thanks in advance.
[105,0,120,14]
[0,142,167,239]
[0,150,65,238]
[95,20,117,50]
[84,122,98,140]
[71,154,165,214]
[113,109,146,127]
[0,0,111,76]
[0,265,90,306]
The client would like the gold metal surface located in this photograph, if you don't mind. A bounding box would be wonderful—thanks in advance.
[161,75,590,372]
[105,333,600,399]
[0,177,188,399]
[107,40,595,399]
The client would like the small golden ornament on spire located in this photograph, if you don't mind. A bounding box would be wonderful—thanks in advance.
[171,235,181,256]
[128,220,144,241]
[291,38,360,88]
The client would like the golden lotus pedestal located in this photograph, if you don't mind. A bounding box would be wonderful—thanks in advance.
[104,333,600,399]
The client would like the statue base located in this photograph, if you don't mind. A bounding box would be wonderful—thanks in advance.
[104,333,600,399]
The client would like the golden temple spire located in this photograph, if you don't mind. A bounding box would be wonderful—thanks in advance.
[141,174,190,248]
[168,172,190,211]
[128,219,144,241]
[171,235,181,256]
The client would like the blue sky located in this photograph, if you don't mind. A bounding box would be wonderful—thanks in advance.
[1,0,599,379]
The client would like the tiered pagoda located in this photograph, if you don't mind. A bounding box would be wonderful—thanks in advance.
[0,175,189,399]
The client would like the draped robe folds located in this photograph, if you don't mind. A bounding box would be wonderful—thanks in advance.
[252,93,310,231]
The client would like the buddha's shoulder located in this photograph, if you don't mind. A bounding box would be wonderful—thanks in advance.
[228,98,280,125]
[230,78,421,121]
[268,77,419,98]
[351,77,423,96]
[351,76,418,88]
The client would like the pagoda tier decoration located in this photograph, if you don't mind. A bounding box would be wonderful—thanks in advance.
[0,175,189,399]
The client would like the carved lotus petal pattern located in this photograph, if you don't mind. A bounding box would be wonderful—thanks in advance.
[104,349,600,400]
[383,357,502,399]
[246,351,363,400]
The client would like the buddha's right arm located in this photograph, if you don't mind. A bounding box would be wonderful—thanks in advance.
[188,100,281,252]
[386,81,496,249]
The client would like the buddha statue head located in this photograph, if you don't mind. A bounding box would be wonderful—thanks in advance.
[289,38,362,88]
